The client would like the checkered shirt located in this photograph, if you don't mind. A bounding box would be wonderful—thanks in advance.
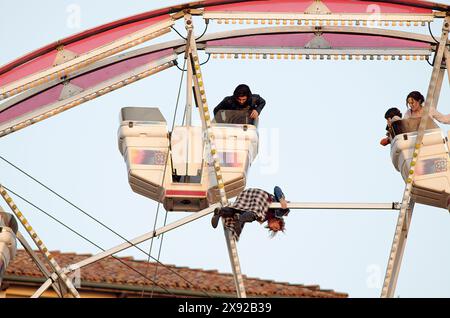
[223,188,272,240]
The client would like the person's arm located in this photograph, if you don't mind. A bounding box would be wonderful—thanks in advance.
[391,115,401,123]
[380,137,391,146]
[380,128,392,146]
[430,108,450,124]
[279,198,288,210]
[250,95,266,119]
[253,95,266,115]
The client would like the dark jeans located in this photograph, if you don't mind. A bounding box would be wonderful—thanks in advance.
[219,207,256,223]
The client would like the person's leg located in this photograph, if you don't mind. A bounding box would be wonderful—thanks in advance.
[211,207,240,229]
[220,207,241,218]
[233,211,256,236]
[273,186,290,217]
[211,208,221,229]
[273,186,285,202]
[237,211,256,223]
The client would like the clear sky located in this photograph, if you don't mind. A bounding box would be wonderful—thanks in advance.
[1,0,450,298]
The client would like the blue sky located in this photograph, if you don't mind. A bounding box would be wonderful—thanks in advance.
[1,0,450,298]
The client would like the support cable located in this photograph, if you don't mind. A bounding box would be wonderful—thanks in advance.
[428,22,440,44]
[171,19,209,41]
[150,211,169,298]
[3,184,215,297]
[427,22,440,67]
[171,26,187,40]
[0,156,212,297]
[426,21,442,69]
[195,20,210,41]
[0,185,80,298]
[175,61,187,72]
[1,184,178,297]
[175,54,211,72]
[141,58,187,298]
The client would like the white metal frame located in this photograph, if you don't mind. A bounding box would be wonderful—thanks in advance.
[0,4,449,299]
[0,186,80,298]
[1,25,439,111]
[0,56,177,138]
[0,19,175,101]
[207,48,431,59]
[1,26,439,139]
[445,48,450,85]
[16,232,65,298]
[185,13,247,298]
[203,12,436,25]
[380,16,450,298]
[26,201,399,297]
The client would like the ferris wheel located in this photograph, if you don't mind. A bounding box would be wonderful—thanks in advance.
[0,0,449,298]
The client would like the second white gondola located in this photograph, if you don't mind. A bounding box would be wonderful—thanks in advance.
[390,117,450,210]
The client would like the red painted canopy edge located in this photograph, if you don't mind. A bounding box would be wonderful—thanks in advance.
[0,0,256,78]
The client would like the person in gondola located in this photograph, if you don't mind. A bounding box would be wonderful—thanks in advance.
[381,91,450,147]
[380,107,403,146]
[213,84,266,124]
[211,186,289,240]
[404,91,450,123]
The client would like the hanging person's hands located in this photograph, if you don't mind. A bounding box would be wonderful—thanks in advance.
[280,198,288,210]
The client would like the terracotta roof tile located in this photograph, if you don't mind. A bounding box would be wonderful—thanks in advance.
[5,250,348,298]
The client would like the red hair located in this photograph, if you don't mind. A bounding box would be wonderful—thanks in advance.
[265,210,286,237]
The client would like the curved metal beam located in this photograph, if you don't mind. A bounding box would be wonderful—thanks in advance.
[0,0,442,86]
[0,55,176,137]
[1,0,444,103]
[0,0,256,77]
[361,0,450,12]
[202,0,439,27]
[0,25,441,138]
[0,47,181,114]
[200,26,435,58]
[1,25,439,112]
[197,25,440,44]
[0,1,268,103]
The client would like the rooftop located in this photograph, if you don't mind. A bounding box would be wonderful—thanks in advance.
[4,250,348,298]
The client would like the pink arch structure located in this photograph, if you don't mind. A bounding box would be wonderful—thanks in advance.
[0,0,447,137]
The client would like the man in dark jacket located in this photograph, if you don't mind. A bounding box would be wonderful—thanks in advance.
[213,84,266,121]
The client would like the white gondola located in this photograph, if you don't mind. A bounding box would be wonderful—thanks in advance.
[390,117,450,210]
[118,107,258,211]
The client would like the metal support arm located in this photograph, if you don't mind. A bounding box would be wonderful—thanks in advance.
[381,16,449,299]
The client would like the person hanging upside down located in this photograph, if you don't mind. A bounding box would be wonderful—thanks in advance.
[211,186,289,240]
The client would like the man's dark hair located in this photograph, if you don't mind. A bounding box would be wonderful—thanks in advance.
[384,107,403,120]
[406,91,425,107]
[233,84,252,100]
